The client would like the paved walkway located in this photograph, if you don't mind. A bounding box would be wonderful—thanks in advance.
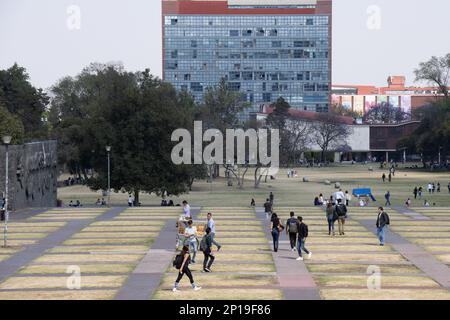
[359,219,450,290]
[255,208,320,300]
[0,207,126,283]
[115,207,201,300]
[393,206,431,220]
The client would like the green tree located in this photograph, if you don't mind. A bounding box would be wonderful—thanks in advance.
[0,64,49,140]
[50,63,195,204]
[363,102,411,124]
[0,104,25,144]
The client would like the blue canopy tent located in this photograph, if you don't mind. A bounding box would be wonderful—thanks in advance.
[353,188,377,202]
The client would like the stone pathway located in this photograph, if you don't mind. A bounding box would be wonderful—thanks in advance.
[115,208,201,300]
[255,208,320,300]
[393,206,431,220]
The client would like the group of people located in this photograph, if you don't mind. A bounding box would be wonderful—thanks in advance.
[172,202,222,292]
[314,190,352,207]
[68,200,82,207]
[95,198,107,206]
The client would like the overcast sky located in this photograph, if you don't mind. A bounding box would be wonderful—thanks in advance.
[1,0,449,90]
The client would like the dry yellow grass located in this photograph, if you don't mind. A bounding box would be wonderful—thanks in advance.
[47,245,149,254]
[161,274,278,287]
[307,264,421,274]
[210,253,273,262]
[0,290,116,300]
[18,264,135,275]
[34,254,144,264]
[72,232,158,238]
[153,288,283,300]
[81,226,161,232]
[217,238,269,244]
[305,253,407,263]
[90,221,165,226]
[307,244,392,252]
[0,276,128,290]
[167,263,276,273]
[63,238,153,245]
[320,288,450,300]
[8,233,48,239]
[315,275,439,288]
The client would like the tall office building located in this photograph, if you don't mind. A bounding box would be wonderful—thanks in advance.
[162,0,332,115]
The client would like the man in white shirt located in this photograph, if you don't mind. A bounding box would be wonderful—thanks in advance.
[184,220,198,263]
[182,201,191,219]
[128,195,134,207]
[207,212,221,251]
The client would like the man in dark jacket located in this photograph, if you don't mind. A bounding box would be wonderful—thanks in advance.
[263,199,272,219]
[296,217,312,261]
[376,207,390,246]
[286,212,299,251]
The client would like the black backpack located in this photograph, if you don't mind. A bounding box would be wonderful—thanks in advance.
[288,219,298,233]
[173,254,184,270]
[336,204,347,217]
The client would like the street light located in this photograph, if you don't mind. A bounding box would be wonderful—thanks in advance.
[106,146,111,207]
[2,135,12,248]
[438,146,443,165]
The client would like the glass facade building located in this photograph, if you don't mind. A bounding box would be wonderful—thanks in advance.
[162,0,332,115]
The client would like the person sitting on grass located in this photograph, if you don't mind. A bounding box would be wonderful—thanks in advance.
[173,246,201,292]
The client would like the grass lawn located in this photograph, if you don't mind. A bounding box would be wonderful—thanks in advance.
[57,164,450,207]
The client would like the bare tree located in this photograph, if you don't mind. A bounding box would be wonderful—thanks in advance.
[284,118,311,166]
[414,54,450,98]
[311,113,352,162]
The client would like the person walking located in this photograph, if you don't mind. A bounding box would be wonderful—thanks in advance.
[382,173,386,183]
[286,212,299,251]
[345,190,352,207]
[264,199,272,219]
[206,212,221,251]
[128,195,134,207]
[182,201,192,220]
[269,192,274,205]
[296,216,312,261]
[173,246,201,292]
[335,199,348,236]
[385,191,391,207]
[200,227,215,272]
[405,198,412,208]
[448,182,450,194]
[270,213,282,252]
[413,187,418,200]
[376,207,390,246]
[184,220,198,263]
[428,183,433,194]
[388,173,392,183]
[326,203,337,236]
[418,187,423,199]
[437,182,441,193]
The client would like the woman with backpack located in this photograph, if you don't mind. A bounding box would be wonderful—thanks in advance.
[173,246,202,292]
[270,213,283,252]
[201,227,215,272]
[326,203,337,236]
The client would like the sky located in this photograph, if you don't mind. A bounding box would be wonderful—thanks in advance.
[1,0,449,90]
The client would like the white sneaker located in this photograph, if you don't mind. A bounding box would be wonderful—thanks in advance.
[173,288,179,292]
[291,248,296,252]
[193,286,202,291]
[296,257,304,261]
[307,252,312,260]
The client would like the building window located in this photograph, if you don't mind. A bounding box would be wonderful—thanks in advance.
[272,41,282,48]
[171,18,178,26]
[230,30,239,37]
[184,74,191,81]
[263,93,271,102]
[191,40,197,48]
[191,82,203,92]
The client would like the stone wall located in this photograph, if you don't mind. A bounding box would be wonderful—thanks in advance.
[0,140,57,211]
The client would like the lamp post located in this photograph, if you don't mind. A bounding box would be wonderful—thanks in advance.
[2,135,12,248]
[438,146,443,165]
[106,146,111,207]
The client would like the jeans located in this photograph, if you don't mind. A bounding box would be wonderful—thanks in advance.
[188,240,197,262]
[297,238,310,257]
[377,226,387,245]
[338,217,346,234]
[288,233,297,249]
[210,233,221,248]
[271,228,279,252]
[385,199,391,206]
[175,266,195,288]
[203,249,215,270]
[327,217,335,234]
